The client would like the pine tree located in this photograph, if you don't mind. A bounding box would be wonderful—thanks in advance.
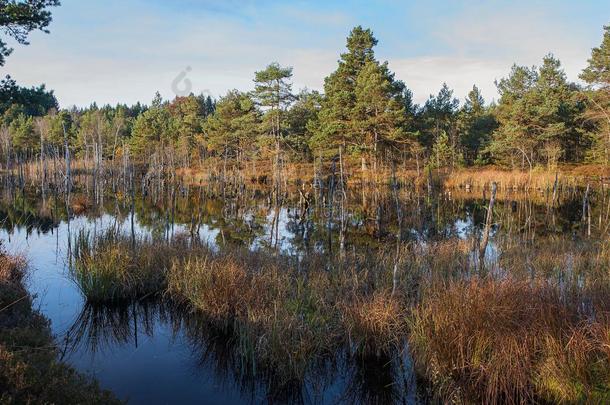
[252,63,294,144]
[204,90,260,162]
[311,26,378,156]
[353,60,406,169]
[580,26,610,165]
[252,62,294,186]
[130,94,173,158]
[285,90,322,162]
[10,113,36,154]
[431,131,452,170]
[419,83,459,149]
[581,26,610,89]
[458,85,497,164]
[168,95,204,166]
[488,56,583,167]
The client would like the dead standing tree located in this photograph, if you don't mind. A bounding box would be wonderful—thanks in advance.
[479,181,497,272]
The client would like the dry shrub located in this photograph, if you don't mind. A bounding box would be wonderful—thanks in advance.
[409,277,610,404]
[71,194,91,215]
[444,166,581,191]
[342,292,407,351]
[0,251,25,284]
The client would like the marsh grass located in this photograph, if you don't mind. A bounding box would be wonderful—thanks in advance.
[442,166,591,191]
[71,229,191,303]
[167,247,410,382]
[409,277,610,404]
[67,226,610,403]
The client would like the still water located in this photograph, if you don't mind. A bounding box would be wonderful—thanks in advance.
[0,184,591,404]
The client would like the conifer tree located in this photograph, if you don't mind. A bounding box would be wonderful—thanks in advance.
[458,85,497,164]
[204,90,260,163]
[580,25,610,165]
[488,56,583,167]
[130,93,173,158]
[353,60,406,169]
[311,26,378,155]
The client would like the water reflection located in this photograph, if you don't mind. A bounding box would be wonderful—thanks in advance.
[0,182,600,404]
[61,298,416,404]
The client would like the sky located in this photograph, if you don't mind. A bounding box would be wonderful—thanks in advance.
[2,0,609,108]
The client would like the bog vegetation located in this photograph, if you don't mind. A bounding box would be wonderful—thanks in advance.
[65,226,610,404]
[3,1,610,404]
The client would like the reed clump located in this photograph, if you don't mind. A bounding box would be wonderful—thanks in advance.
[498,237,610,281]
[167,246,413,381]
[168,249,337,381]
[409,277,610,404]
[71,229,191,303]
[444,166,582,191]
[342,292,407,353]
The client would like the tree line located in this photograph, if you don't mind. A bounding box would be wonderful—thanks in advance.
[1,24,609,174]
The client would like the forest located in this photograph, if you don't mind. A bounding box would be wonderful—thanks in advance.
[1,24,609,180]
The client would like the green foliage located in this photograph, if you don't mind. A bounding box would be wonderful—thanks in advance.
[419,83,459,150]
[204,90,260,160]
[311,26,378,156]
[353,60,407,160]
[581,25,610,89]
[0,75,58,117]
[458,85,497,165]
[130,93,174,157]
[0,0,60,66]
[430,131,454,169]
[9,113,35,153]
[168,95,205,163]
[252,62,294,166]
[487,55,586,167]
[312,26,411,162]
[285,89,322,161]
[580,25,610,165]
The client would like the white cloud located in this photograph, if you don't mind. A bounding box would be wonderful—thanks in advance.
[1,0,601,108]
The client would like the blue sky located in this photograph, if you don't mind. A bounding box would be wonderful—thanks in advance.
[2,0,609,107]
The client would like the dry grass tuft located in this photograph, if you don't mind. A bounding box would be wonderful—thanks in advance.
[444,166,582,191]
[71,229,191,303]
[409,277,610,404]
[342,292,407,352]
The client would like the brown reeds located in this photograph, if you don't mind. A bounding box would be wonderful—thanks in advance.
[443,166,584,191]
[409,277,610,404]
[68,224,610,402]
